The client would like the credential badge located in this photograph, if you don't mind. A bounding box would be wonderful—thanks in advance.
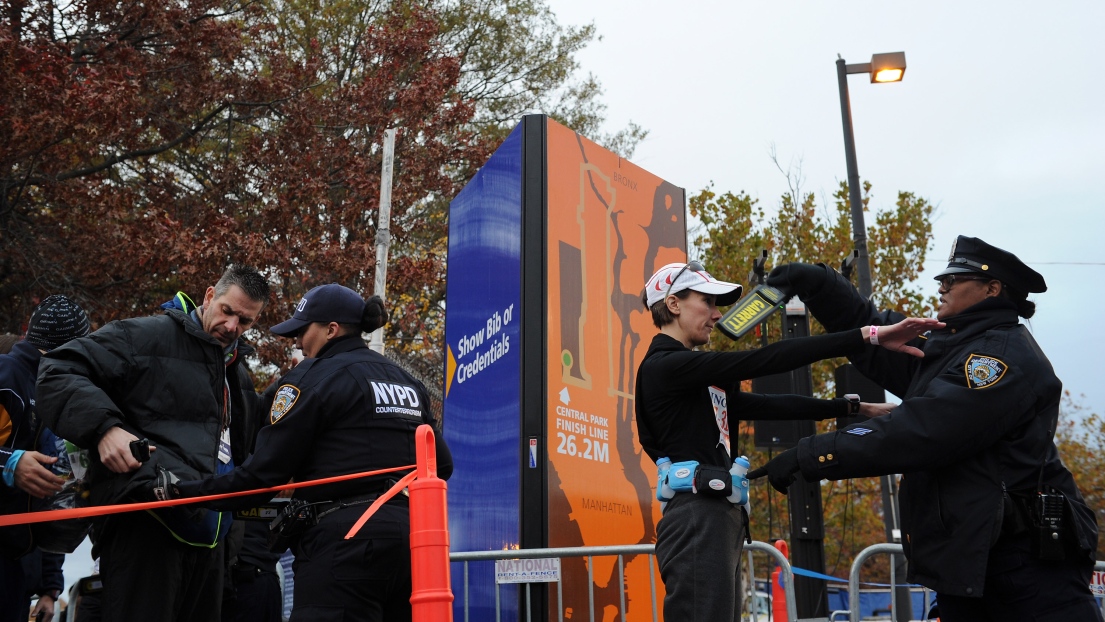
[964,354,1007,389]
[271,384,301,423]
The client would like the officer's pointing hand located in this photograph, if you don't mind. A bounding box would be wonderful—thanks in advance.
[867,318,945,358]
[748,447,801,494]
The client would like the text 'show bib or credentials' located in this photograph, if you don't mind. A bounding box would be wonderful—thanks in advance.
[452,304,514,385]
[495,558,561,584]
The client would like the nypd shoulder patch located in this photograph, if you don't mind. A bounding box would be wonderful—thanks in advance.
[964,354,1008,389]
[845,428,874,436]
[270,384,301,424]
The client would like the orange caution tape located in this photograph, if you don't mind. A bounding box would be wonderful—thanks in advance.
[344,470,418,540]
[0,464,416,528]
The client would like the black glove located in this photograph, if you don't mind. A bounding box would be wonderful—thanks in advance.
[747,447,801,494]
[765,263,828,299]
[150,466,181,501]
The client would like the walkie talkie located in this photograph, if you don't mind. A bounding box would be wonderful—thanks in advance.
[1033,486,1066,561]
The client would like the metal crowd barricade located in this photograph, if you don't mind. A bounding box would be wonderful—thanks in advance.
[847,543,931,622]
[847,545,1105,621]
[449,540,797,622]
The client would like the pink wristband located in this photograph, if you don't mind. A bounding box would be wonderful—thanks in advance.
[868,325,879,345]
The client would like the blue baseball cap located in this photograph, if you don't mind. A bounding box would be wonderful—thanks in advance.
[270,284,365,337]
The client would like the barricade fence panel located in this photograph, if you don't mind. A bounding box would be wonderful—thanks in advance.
[451,543,1105,622]
[449,541,797,622]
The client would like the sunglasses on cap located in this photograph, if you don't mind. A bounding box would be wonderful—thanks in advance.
[937,274,994,291]
[665,260,706,300]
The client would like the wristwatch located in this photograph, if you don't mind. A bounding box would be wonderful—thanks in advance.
[843,394,861,416]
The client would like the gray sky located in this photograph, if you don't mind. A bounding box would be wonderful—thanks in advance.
[548,0,1105,415]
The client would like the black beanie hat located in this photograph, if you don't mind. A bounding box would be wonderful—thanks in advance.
[25,295,91,351]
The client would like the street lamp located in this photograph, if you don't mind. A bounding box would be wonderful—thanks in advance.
[835,50,910,622]
[835,51,906,298]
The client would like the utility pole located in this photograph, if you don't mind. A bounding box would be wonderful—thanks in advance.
[369,128,396,353]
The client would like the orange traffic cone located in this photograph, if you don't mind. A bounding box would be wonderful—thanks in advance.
[772,539,789,622]
[409,425,454,621]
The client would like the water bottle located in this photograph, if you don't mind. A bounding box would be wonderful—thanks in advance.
[729,455,751,508]
[656,457,675,509]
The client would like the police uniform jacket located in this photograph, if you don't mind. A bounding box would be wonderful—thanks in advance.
[36,310,259,507]
[178,334,452,506]
[796,265,1097,597]
[635,331,865,468]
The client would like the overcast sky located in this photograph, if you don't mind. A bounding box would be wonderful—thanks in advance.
[547,0,1105,415]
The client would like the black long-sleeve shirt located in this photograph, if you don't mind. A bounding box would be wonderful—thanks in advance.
[634,330,866,467]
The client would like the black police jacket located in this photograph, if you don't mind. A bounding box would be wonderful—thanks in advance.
[36,310,259,507]
[796,266,1098,597]
[178,335,452,507]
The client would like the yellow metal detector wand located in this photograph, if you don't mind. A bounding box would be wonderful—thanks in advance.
[717,250,786,341]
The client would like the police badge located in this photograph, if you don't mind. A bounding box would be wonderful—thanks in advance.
[270,384,301,423]
[964,354,1007,389]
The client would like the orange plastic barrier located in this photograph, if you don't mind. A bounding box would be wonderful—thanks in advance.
[408,424,453,621]
[348,426,452,620]
[772,539,789,622]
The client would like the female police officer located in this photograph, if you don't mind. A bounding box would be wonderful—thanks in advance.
[176,284,452,622]
[752,237,1101,622]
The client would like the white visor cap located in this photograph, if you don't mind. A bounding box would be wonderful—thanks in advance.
[644,262,743,308]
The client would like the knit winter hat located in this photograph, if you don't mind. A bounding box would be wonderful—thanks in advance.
[25,295,91,351]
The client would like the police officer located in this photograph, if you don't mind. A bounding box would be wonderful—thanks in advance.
[636,261,941,622]
[751,236,1101,622]
[176,284,453,622]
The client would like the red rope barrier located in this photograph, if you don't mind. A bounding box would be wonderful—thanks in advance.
[0,464,416,527]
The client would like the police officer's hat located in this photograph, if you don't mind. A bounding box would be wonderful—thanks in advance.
[270,284,366,337]
[934,235,1046,295]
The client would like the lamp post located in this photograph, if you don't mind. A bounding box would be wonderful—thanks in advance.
[835,51,906,298]
[835,51,911,622]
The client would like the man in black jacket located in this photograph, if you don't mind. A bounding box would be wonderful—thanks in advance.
[36,265,270,622]
[751,237,1101,622]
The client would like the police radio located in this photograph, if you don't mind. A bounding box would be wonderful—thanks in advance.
[1032,486,1067,561]
[268,499,317,552]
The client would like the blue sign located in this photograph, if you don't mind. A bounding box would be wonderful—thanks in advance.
[444,122,524,620]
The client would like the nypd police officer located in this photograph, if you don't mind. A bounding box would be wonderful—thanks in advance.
[751,236,1101,622]
[176,284,452,622]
